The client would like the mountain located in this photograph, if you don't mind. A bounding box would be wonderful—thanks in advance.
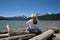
[27,13,60,20]
[7,16,27,20]
[38,13,60,20]
[0,15,27,20]
[0,13,60,20]
[0,16,6,20]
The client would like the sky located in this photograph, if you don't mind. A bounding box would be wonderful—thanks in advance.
[0,0,60,17]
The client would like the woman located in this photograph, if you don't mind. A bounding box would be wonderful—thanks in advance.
[26,14,42,35]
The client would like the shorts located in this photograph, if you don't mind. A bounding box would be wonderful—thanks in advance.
[28,27,42,35]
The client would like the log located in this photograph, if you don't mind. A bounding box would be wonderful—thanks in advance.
[0,34,35,40]
[0,33,9,37]
[54,33,60,40]
[0,29,31,38]
[47,27,60,30]
[0,33,9,38]
[29,29,54,40]
[47,27,60,33]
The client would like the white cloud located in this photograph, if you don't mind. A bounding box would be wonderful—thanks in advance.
[48,12,52,14]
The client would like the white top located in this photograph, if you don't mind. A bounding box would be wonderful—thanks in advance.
[26,19,40,29]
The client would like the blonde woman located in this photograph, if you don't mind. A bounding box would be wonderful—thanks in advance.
[26,14,42,35]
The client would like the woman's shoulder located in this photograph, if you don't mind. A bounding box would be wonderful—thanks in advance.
[26,19,32,24]
[27,19,32,22]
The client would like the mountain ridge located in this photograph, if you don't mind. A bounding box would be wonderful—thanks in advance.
[0,13,60,20]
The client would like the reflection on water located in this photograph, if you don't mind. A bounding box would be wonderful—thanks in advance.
[0,20,60,31]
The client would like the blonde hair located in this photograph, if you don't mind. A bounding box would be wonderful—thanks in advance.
[31,14,37,18]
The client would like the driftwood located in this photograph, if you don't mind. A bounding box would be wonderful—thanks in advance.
[0,33,9,38]
[53,33,60,40]
[0,30,34,38]
[0,34,35,40]
[0,25,60,40]
[29,29,54,40]
[47,27,60,33]
[47,27,60,30]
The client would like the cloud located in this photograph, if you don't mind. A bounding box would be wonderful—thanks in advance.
[48,12,52,14]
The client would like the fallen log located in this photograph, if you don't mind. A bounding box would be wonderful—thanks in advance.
[0,33,9,37]
[0,33,35,40]
[47,27,60,33]
[29,29,54,40]
[0,33,9,38]
[53,33,60,40]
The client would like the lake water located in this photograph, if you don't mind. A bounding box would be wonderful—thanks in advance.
[0,20,60,31]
